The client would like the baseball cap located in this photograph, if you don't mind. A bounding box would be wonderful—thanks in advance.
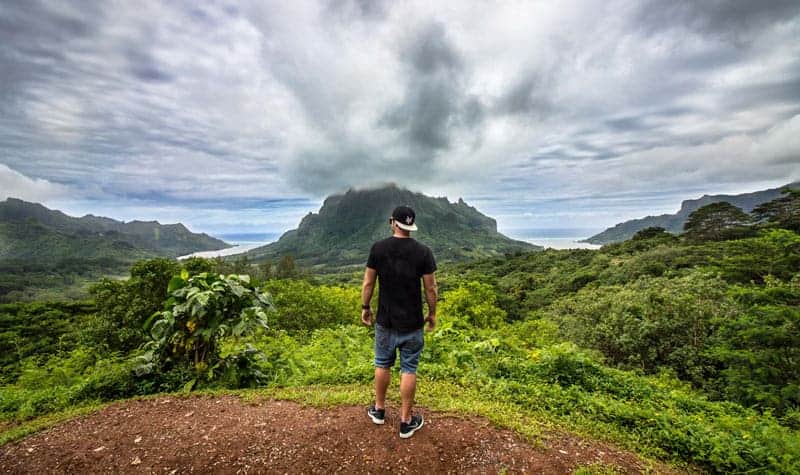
[391,205,418,231]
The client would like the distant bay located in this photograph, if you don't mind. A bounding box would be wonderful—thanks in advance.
[178,228,602,260]
[504,228,602,250]
[177,232,281,260]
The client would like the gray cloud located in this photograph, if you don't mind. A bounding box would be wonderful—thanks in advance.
[0,0,798,234]
[495,71,555,117]
[379,22,482,155]
[404,22,462,74]
[635,0,800,42]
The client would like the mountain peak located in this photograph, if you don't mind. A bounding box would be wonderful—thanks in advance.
[247,185,538,268]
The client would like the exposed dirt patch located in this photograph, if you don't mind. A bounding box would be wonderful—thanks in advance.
[0,396,680,474]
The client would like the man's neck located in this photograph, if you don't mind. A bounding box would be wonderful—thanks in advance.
[392,231,411,238]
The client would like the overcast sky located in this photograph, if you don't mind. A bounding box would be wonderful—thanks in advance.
[1,0,799,237]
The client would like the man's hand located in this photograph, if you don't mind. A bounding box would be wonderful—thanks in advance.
[361,308,373,326]
[425,314,436,332]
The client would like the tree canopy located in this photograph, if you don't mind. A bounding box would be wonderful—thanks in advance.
[683,201,752,241]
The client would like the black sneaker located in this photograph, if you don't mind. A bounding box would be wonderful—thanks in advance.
[399,414,424,438]
[368,404,385,425]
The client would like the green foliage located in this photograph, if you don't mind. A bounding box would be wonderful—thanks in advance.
[632,226,670,241]
[136,271,274,387]
[439,281,507,328]
[261,279,359,333]
[87,258,180,352]
[752,187,800,232]
[275,255,298,278]
[707,229,800,284]
[546,272,735,385]
[0,347,139,420]
[709,275,800,413]
[683,202,753,242]
[0,301,94,383]
[448,228,800,416]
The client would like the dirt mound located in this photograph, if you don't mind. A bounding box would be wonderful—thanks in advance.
[0,396,674,474]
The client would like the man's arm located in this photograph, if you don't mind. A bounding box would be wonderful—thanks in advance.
[361,267,377,326]
[422,272,437,331]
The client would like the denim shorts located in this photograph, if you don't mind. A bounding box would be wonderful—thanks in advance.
[374,324,425,374]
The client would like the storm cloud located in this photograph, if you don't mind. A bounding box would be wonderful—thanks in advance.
[0,0,798,234]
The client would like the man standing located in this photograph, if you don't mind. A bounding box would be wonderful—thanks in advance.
[361,205,437,439]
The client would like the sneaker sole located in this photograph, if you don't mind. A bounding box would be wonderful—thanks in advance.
[399,418,424,438]
[368,410,385,425]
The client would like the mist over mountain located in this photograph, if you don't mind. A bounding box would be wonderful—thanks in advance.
[246,184,539,269]
[585,182,800,244]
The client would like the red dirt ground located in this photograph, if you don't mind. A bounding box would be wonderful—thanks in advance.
[0,396,682,474]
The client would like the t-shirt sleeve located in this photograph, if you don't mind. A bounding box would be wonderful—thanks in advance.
[421,246,437,275]
[366,243,378,269]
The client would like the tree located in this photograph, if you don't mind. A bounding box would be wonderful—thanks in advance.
[231,255,250,275]
[683,202,753,241]
[632,226,669,240]
[276,255,297,278]
[752,187,800,232]
[257,260,273,280]
[137,270,275,388]
[88,258,180,352]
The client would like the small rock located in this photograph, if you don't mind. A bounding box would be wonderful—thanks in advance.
[134,436,142,443]
[131,456,141,465]
[93,446,106,452]
[558,449,568,455]
[185,411,194,417]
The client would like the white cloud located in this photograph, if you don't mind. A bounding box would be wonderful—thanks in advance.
[0,164,71,203]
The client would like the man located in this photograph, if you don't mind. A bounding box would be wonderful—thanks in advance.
[361,205,437,439]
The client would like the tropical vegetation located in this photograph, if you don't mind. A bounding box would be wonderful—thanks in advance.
[1,189,799,473]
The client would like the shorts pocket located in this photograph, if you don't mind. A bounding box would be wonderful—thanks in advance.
[375,325,391,351]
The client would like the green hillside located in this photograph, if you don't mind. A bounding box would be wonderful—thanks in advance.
[0,198,228,301]
[585,182,799,244]
[246,184,539,269]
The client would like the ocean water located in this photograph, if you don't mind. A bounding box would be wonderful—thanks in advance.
[177,228,602,260]
[177,232,280,260]
[216,232,282,245]
[504,228,602,250]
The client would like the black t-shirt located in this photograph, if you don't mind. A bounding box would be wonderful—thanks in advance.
[366,237,437,332]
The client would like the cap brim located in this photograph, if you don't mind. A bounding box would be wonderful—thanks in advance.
[395,221,418,231]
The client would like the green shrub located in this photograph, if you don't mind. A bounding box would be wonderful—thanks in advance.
[262,279,360,333]
[136,271,274,389]
[439,281,507,328]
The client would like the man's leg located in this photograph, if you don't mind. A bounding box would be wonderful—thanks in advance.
[374,367,391,409]
[400,372,416,422]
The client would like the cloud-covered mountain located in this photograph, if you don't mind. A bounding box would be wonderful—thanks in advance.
[246,184,539,268]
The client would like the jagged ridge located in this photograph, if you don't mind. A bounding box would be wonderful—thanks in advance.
[246,184,539,268]
[584,182,800,245]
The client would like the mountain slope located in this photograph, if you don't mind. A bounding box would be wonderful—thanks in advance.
[0,198,228,259]
[0,198,229,300]
[246,184,539,268]
[585,182,799,244]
